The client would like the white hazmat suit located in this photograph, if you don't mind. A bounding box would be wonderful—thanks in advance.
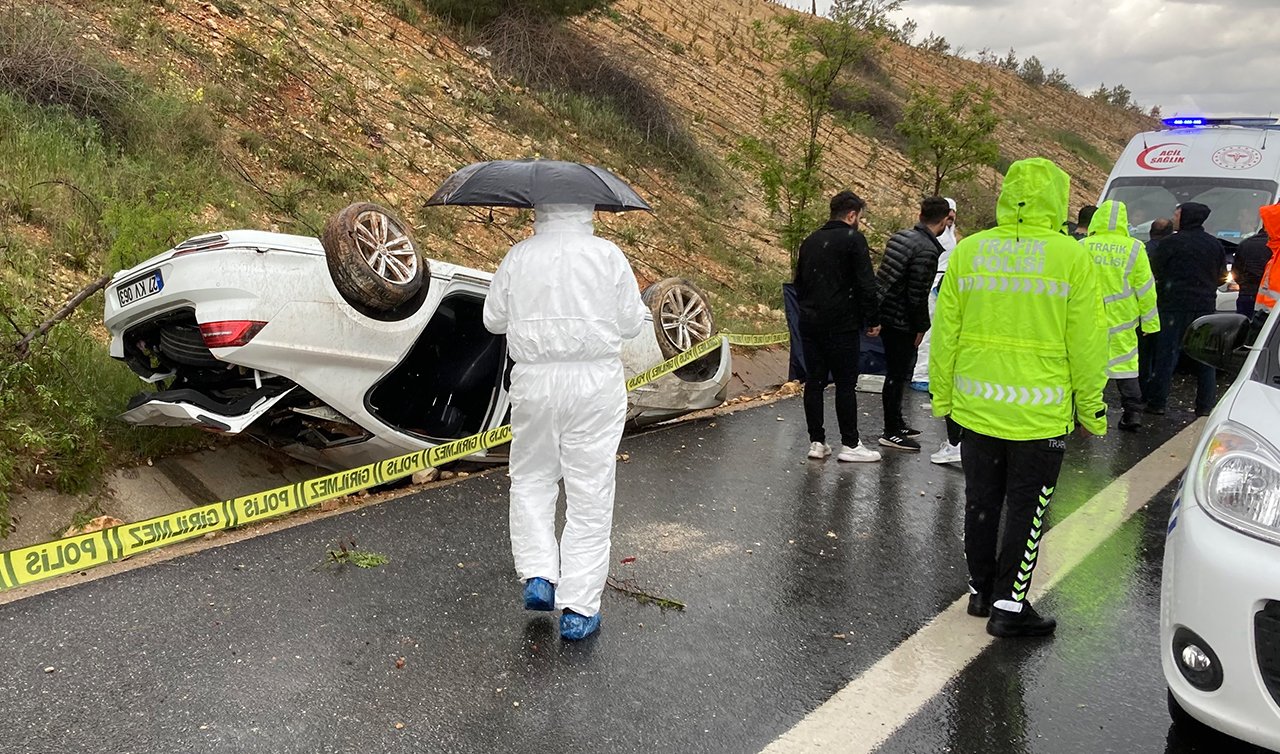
[482,204,648,617]
[913,198,958,385]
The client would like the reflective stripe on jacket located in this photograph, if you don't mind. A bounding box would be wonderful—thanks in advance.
[1082,200,1160,379]
[1257,204,1280,315]
[930,158,1108,439]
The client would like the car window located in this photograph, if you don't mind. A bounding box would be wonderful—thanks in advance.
[1104,176,1277,243]
[1253,314,1280,390]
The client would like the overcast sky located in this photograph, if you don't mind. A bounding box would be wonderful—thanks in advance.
[779,0,1278,117]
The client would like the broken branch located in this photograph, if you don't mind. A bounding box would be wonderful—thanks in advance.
[606,575,686,611]
[14,274,110,358]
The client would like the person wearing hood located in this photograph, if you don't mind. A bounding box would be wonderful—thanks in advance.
[931,157,1107,638]
[1233,211,1272,318]
[1254,203,1280,320]
[1080,200,1160,431]
[483,203,648,641]
[1145,201,1228,416]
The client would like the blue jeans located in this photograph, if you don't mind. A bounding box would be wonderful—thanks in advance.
[1146,309,1217,414]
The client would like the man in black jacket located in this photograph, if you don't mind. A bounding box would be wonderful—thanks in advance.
[874,196,949,451]
[794,190,882,463]
[1146,202,1228,415]
[1233,221,1271,318]
[1138,217,1175,399]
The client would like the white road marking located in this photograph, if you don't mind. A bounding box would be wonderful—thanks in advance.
[762,421,1203,754]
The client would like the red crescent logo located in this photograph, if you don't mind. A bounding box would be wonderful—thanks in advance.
[1137,143,1187,171]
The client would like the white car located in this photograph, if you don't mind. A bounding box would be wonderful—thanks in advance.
[103,203,730,471]
[1161,308,1280,749]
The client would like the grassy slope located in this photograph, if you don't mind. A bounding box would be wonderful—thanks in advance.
[0,0,1153,524]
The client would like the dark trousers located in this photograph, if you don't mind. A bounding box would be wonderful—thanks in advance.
[1111,377,1143,413]
[1137,330,1156,400]
[961,429,1067,606]
[800,327,861,447]
[945,415,963,446]
[880,327,918,433]
[1238,294,1258,319]
[1147,308,1217,413]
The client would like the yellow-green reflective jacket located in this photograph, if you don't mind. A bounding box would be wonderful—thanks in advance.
[930,158,1109,439]
[1081,200,1160,379]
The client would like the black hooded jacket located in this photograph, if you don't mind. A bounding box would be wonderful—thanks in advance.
[793,220,880,332]
[1234,230,1272,300]
[1148,202,1228,312]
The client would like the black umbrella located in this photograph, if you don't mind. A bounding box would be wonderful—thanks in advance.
[425,159,652,213]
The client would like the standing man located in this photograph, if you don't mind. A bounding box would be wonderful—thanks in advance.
[1255,204,1280,321]
[1139,217,1174,398]
[931,158,1107,638]
[1081,200,1160,431]
[794,190,882,463]
[483,203,648,641]
[912,198,957,393]
[1145,202,1228,416]
[1233,215,1271,318]
[875,196,949,451]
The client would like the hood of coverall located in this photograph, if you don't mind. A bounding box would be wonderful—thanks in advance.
[994,158,1070,236]
[1088,200,1132,239]
[1261,203,1280,257]
[533,204,596,235]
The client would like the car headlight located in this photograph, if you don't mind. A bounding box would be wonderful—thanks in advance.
[1195,421,1280,543]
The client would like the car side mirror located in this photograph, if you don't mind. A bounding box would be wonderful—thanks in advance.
[1183,313,1251,372]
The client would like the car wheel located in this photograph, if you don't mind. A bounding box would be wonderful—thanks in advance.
[641,277,718,381]
[322,202,426,313]
[641,277,716,359]
[159,325,222,368]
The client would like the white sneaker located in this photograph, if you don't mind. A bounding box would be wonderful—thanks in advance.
[807,442,832,459]
[930,441,962,465]
[837,443,881,463]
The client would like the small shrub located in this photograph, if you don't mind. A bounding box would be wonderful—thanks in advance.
[1055,129,1112,171]
[423,0,616,27]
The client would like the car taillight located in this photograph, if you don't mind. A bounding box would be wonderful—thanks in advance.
[199,320,266,348]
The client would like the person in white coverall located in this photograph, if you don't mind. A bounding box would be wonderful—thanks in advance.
[914,199,965,465]
[482,203,648,641]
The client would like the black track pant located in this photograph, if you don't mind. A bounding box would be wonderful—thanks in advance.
[961,428,1067,606]
[880,327,918,433]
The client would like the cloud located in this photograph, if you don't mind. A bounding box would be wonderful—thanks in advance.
[779,0,1278,116]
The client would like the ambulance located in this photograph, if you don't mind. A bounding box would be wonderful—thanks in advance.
[1101,116,1280,242]
[1099,116,1280,310]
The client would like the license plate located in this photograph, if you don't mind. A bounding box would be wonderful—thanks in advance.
[117,271,164,307]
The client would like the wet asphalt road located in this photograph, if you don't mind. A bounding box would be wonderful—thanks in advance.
[0,382,1257,753]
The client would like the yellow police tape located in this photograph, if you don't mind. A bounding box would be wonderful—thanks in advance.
[0,331,789,591]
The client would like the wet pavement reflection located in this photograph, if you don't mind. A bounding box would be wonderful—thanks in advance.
[0,387,1234,753]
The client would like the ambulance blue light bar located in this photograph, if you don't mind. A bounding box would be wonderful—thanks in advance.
[1163,116,1280,129]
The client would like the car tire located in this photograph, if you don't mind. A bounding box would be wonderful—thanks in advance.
[322,202,426,314]
[641,277,716,359]
[159,325,222,368]
[641,277,718,381]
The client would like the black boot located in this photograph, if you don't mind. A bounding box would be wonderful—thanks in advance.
[967,591,991,618]
[1118,411,1141,432]
[987,603,1056,638]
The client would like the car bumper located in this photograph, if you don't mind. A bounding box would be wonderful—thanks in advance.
[1161,497,1280,749]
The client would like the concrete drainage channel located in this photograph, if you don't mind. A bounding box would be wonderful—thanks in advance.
[5,347,794,553]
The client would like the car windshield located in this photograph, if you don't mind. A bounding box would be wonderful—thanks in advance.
[1103,176,1277,245]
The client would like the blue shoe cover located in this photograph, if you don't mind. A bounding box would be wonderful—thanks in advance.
[559,610,601,640]
[909,381,930,392]
[522,578,555,611]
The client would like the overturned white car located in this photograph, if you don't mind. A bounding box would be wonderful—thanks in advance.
[103,203,729,470]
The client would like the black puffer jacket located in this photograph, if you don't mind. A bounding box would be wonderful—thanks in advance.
[875,223,943,333]
[1234,230,1272,301]
[793,220,880,332]
[1149,203,1228,312]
